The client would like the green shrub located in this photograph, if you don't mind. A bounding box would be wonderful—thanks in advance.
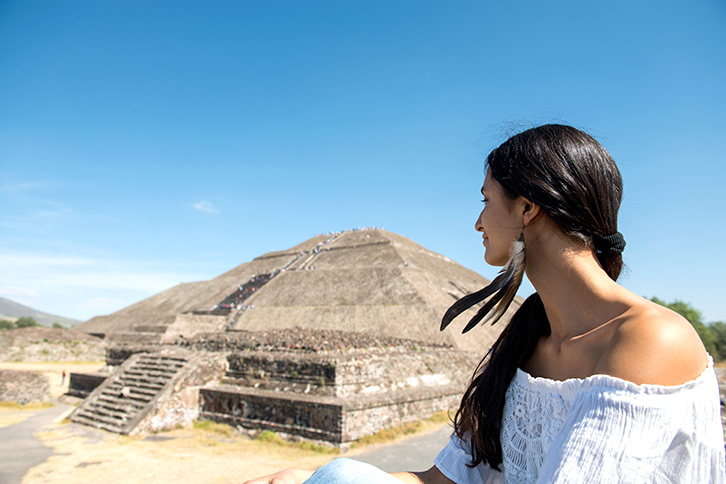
[193,419,235,436]
[15,317,39,328]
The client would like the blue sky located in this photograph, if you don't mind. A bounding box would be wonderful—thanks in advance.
[1,1,724,323]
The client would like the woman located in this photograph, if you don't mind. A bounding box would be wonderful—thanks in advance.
[245,125,725,483]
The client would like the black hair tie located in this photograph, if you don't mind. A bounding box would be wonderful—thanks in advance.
[592,232,626,254]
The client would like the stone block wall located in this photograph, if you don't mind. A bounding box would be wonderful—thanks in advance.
[161,313,227,344]
[341,387,458,442]
[197,337,473,444]
[106,344,164,366]
[68,372,108,398]
[0,369,50,404]
[200,387,343,441]
[199,383,459,443]
[223,348,474,399]
[225,353,337,395]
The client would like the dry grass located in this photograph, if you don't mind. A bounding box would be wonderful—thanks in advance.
[254,430,340,455]
[0,401,55,410]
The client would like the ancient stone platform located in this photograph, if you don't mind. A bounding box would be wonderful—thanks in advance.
[189,328,476,443]
[68,228,519,440]
[67,328,477,441]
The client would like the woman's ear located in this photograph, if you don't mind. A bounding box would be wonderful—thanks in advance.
[519,197,541,226]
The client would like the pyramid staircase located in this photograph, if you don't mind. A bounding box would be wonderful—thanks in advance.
[70,352,188,434]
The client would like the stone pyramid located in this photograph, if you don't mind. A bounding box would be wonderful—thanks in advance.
[79,228,519,353]
[72,228,522,442]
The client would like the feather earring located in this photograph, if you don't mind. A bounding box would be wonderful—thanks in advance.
[441,228,526,333]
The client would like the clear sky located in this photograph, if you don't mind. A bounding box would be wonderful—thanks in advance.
[1,1,724,323]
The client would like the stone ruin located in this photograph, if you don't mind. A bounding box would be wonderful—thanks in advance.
[70,228,516,443]
[0,369,50,405]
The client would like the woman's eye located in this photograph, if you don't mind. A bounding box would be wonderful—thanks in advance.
[481,198,488,204]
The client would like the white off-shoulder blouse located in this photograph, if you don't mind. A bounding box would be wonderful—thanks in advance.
[435,357,725,483]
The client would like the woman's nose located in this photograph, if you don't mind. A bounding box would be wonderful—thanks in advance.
[475,212,484,232]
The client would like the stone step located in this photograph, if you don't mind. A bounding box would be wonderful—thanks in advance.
[115,372,170,383]
[132,325,168,333]
[105,332,162,344]
[106,380,163,393]
[74,410,127,430]
[132,359,181,366]
[72,414,125,433]
[117,375,170,387]
[99,388,154,402]
[131,363,182,372]
[113,383,166,395]
[134,363,184,373]
[71,352,190,436]
[96,396,145,411]
[113,382,166,395]
[125,369,177,379]
[138,356,187,363]
[85,403,134,421]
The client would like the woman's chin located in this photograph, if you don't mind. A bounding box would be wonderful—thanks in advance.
[484,252,507,267]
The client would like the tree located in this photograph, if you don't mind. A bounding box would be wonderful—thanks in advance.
[15,316,39,328]
[709,321,726,361]
[51,322,65,329]
[0,319,15,330]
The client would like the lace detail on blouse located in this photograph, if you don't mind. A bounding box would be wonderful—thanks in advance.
[501,374,569,482]
[434,356,726,484]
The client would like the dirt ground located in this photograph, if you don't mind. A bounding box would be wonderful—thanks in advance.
[0,360,448,483]
[25,422,338,483]
[17,410,441,484]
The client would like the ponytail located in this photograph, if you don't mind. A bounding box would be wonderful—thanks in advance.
[453,293,549,470]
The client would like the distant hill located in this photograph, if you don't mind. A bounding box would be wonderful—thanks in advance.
[0,296,82,328]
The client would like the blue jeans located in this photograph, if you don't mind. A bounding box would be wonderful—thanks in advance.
[303,458,404,484]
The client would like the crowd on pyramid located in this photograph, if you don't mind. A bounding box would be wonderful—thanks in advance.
[209,227,388,317]
[211,271,278,312]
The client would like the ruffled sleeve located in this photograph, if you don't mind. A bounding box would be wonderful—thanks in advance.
[434,433,505,484]
[536,371,726,484]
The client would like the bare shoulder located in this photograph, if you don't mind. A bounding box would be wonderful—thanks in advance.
[598,299,709,386]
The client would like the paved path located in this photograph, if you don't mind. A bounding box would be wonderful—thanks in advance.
[0,402,73,484]
[353,425,452,473]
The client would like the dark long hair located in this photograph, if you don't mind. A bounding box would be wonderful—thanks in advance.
[454,124,624,470]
